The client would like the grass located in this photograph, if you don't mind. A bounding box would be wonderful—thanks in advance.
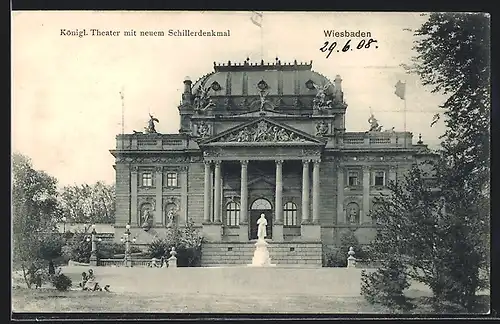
[11,266,490,314]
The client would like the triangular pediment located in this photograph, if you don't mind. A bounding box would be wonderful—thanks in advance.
[199,118,325,146]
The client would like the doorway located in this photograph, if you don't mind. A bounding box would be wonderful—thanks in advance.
[249,198,273,240]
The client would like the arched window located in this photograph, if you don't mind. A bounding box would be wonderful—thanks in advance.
[284,202,298,226]
[251,198,272,210]
[226,202,240,226]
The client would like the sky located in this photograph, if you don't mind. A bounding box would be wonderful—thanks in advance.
[12,11,448,187]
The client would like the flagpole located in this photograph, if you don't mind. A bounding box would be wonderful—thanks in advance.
[260,12,263,60]
[403,83,407,147]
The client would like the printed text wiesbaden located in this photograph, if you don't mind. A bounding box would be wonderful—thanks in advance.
[324,30,372,38]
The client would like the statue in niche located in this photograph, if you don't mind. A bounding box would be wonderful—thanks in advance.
[145,114,159,134]
[197,121,210,138]
[368,114,383,132]
[346,202,360,224]
[166,205,179,228]
[257,213,268,240]
[141,207,153,229]
[316,121,329,136]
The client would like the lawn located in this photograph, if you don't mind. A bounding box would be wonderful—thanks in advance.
[11,266,490,314]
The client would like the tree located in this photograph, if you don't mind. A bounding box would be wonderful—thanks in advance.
[409,12,490,310]
[12,152,62,288]
[59,182,116,224]
[362,13,490,312]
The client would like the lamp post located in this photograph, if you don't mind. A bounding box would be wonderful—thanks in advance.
[121,224,133,267]
[89,224,98,266]
[61,216,67,233]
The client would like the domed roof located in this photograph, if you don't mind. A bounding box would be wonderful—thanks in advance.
[191,59,336,97]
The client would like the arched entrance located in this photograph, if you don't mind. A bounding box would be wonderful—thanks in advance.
[249,198,273,240]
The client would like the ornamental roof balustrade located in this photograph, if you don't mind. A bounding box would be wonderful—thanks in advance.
[114,133,189,151]
[336,131,414,149]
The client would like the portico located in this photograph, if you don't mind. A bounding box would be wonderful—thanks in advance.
[200,145,324,242]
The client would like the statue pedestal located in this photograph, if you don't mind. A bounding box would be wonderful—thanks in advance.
[247,239,276,267]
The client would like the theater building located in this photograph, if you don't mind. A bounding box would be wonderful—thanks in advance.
[110,59,433,267]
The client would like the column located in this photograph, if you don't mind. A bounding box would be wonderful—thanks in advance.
[203,161,211,223]
[240,160,248,224]
[275,160,283,224]
[336,166,345,223]
[155,166,163,226]
[131,166,138,226]
[389,165,397,184]
[214,161,222,223]
[301,160,310,224]
[180,166,188,224]
[362,166,371,223]
[312,160,320,224]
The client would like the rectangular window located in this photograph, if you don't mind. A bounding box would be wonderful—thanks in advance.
[348,171,359,187]
[374,171,385,186]
[142,173,153,187]
[166,172,178,187]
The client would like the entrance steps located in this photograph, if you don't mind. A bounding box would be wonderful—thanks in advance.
[201,242,322,267]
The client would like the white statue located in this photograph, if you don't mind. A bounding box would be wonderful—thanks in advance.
[257,213,267,240]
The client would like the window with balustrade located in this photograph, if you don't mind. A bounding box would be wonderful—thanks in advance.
[284,202,298,226]
[226,202,240,226]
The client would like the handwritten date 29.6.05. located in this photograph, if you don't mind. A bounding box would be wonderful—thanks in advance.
[319,39,378,58]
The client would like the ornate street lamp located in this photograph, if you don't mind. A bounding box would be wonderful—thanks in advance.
[61,216,67,233]
[89,224,98,266]
[121,224,132,267]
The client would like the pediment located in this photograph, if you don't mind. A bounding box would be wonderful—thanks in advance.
[199,118,325,146]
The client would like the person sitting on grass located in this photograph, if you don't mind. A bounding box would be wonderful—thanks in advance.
[79,272,88,290]
[84,269,111,292]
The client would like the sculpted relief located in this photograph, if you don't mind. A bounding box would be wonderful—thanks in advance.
[217,121,308,143]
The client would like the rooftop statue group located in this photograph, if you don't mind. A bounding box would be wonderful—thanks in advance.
[133,114,160,134]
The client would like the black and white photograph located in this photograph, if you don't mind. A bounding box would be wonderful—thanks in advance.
[11,11,490,316]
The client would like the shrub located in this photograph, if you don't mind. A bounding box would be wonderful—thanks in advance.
[51,273,72,291]
[146,219,203,266]
[322,246,347,267]
[97,242,126,259]
[148,238,169,259]
[360,259,412,310]
[63,233,91,263]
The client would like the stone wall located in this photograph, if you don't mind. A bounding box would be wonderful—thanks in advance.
[115,163,131,226]
[201,242,322,267]
[187,162,205,224]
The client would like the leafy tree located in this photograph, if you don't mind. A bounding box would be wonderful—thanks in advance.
[12,152,62,288]
[59,182,116,224]
[362,13,490,312]
[409,12,490,310]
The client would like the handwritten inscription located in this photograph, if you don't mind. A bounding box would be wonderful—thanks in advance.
[319,39,379,58]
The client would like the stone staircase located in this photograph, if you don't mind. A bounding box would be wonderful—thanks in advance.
[201,242,322,267]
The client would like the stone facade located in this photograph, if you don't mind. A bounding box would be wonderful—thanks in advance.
[110,60,434,266]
